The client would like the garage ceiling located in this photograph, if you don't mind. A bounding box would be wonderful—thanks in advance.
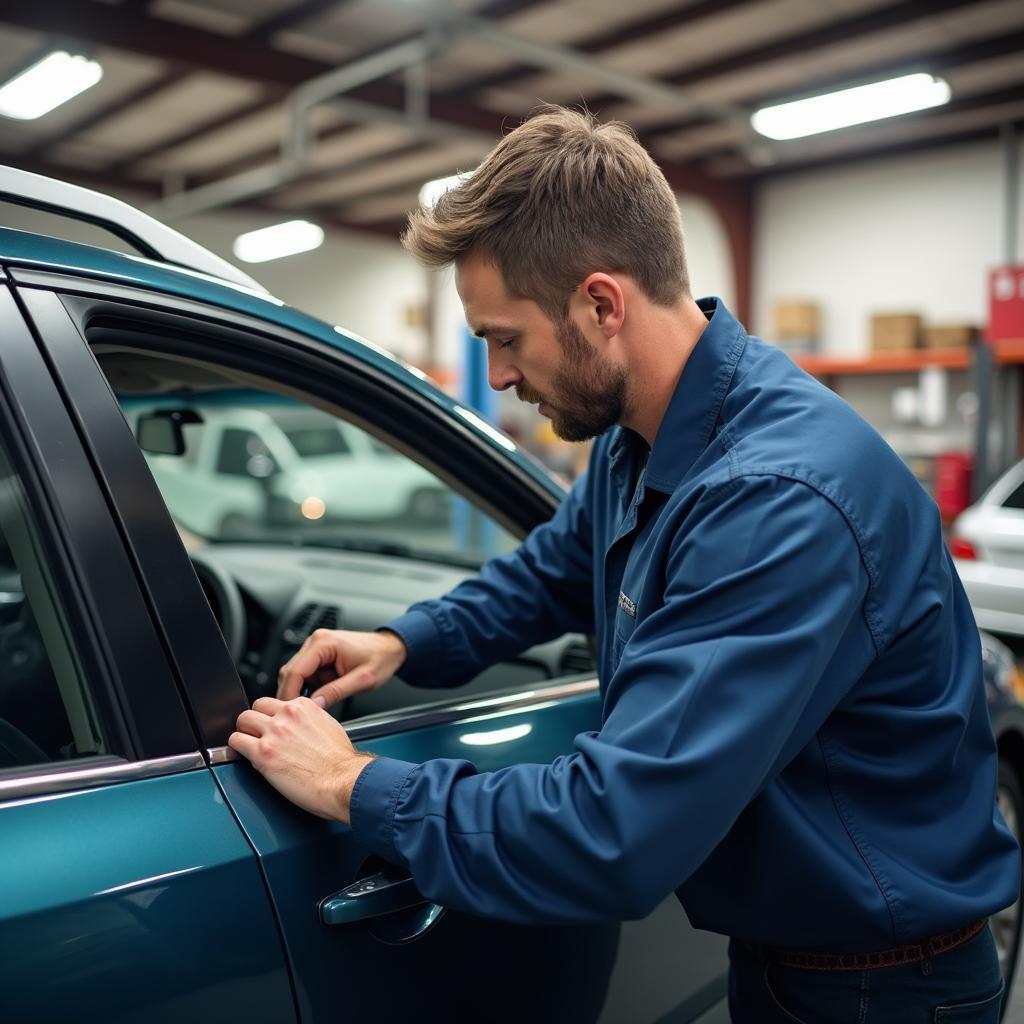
[1,0,1022,237]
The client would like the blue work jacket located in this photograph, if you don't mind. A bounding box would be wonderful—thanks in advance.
[351,298,1020,949]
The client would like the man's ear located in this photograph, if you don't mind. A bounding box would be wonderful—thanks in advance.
[578,273,624,339]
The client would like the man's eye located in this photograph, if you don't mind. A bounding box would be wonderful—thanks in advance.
[499,337,517,350]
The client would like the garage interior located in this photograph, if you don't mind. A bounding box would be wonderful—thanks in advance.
[1,1,1023,1019]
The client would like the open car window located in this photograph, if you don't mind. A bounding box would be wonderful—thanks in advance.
[122,387,519,567]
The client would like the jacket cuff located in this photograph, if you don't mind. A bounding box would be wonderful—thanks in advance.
[379,609,444,681]
[349,755,419,867]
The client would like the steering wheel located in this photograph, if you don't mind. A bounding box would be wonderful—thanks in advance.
[189,554,246,665]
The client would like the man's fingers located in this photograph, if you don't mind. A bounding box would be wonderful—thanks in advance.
[228,730,259,761]
[236,708,271,736]
[310,667,374,710]
[278,644,337,700]
[252,696,285,714]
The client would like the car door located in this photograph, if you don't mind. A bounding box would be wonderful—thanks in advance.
[0,282,297,1024]
[15,269,728,1023]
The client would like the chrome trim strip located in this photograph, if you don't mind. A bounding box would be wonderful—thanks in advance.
[207,745,240,765]
[345,677,599,742]
[0,752,205,802]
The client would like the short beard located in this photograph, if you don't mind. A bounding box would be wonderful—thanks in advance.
[545,318,628,442]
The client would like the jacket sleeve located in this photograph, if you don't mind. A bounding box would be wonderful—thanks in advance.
[351,474,873,923]
[382,467,596,688]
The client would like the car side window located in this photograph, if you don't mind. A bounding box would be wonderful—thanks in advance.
[129,387,519,562]
[1003,479,1024,510]
[106,348,592,721]
[0,434,111,770]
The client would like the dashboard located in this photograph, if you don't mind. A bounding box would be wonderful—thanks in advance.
[189,543,596,721]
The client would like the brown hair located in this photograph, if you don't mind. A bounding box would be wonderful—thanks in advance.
[402,105,690,319]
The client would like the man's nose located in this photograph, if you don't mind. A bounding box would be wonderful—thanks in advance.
[487,352,522,392]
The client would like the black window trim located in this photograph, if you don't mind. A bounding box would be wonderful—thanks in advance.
[0,283,195,761]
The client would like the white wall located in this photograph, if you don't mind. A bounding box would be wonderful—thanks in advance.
[679,194,735,310]
[752,137,1024,355]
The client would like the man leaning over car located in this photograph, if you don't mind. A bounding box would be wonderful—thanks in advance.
[229,106,1019,1023]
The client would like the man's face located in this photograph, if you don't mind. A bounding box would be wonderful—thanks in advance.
[456,253,627,443]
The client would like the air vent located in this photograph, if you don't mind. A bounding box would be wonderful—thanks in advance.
[282,603,341,646]
[559,639,596,674]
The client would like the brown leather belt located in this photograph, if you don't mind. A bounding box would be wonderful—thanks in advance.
[764,918,987,971]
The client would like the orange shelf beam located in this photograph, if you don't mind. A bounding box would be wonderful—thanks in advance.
[795,341,1024,377]
[795,350,971,376]
[993,339,1024,365]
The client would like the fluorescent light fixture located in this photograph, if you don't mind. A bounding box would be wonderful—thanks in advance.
[0,51,103,121]
[419,170,473,209]
[751,73,951,141]
[233,220,324,263]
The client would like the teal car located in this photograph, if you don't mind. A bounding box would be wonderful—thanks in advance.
[0,167,733,1023]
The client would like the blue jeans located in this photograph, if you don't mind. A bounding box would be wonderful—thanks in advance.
[728,924,1004,1022]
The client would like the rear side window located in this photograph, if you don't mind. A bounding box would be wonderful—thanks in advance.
[0,435,111,770]
[1003,479,1024,510]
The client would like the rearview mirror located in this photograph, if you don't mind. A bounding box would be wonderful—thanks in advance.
[137,408,203,456]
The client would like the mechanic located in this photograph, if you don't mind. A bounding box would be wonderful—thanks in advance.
[229,106,1020,1022]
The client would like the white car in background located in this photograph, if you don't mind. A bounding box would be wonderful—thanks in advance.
[139,402,450,538]
[950,459,1024,637]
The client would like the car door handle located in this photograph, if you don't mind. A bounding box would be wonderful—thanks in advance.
[319,872,430,925]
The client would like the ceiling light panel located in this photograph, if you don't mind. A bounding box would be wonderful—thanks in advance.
[0,52,103,121]
[752,73,952,140]
[233,220,325,263]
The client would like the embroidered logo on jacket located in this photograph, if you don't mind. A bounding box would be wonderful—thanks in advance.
[617,592,637,618]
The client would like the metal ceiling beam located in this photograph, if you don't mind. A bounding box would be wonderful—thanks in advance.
[21,0,355,166]
[23,67,186,162]
[105,90,286,176]
[515,0,988,126]
[130,7,754,221]
[7,0,538,175]
[455,14,746,123]
[445,0,762,98]
[647,0,986,95]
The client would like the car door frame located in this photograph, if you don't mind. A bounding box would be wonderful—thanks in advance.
[12,267,582,749]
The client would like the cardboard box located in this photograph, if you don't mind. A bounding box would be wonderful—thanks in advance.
[774,301,820,341]
[923,324,978,349]
[871,314,922,352]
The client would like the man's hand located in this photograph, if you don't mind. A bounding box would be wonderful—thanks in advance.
[277,628,407,709]
[228,696,374,823]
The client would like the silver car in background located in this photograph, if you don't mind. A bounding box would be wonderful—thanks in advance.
[950,460,1024,637]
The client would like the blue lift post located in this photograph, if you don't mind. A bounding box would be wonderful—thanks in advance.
[454,324,499,557]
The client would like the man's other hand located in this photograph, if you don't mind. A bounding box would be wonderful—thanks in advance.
[277,628,407,708]
[229,696,373,823]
